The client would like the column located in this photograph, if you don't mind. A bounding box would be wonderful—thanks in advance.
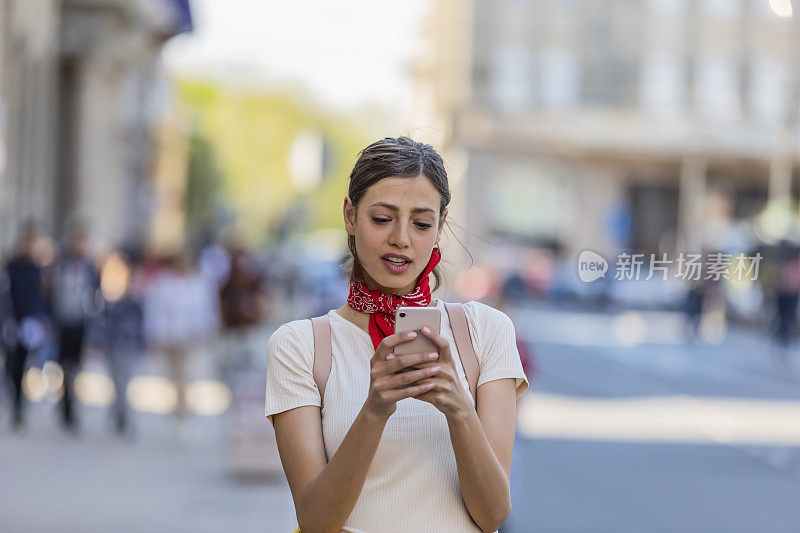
[677,155,707,254]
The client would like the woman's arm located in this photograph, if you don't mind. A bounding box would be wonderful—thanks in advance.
[447,378,517,532]
[273,404,389,533]
[273,331,441,533]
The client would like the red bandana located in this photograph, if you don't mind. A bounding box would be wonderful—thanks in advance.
[347,247,441,349]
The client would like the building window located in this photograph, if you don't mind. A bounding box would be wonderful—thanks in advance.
[488,163,572,240]
[695,56,741,119]
[489,45,531,112]
[750,59,784,124]
[579,5,640,108]
[582,59,639,108]
[540,48,579,110]
[640,52,685,113]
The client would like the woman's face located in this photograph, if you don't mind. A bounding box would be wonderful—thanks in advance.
[344,175,447,295]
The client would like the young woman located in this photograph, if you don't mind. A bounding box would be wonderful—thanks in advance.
[265,137,529,533]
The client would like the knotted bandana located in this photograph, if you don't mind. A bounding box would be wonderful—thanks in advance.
[346,247,441,349]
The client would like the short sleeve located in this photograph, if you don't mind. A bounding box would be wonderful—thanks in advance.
[264,322,321,425]
[464,302,529,399]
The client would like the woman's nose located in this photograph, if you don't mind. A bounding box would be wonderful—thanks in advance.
[389,222,410,247]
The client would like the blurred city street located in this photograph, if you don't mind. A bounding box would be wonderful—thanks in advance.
[6,0,800,531]
[507,302,800,533]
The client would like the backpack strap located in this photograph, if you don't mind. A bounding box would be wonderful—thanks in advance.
[310,315,332,408]
[444,302,479,403]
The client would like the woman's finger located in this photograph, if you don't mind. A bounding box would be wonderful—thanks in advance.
[372,330,419,362]
[381,365,441,390]
[419,327,452,358]
[387,380,436,402]
[385,351,439,373]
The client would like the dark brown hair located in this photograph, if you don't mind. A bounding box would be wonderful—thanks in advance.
[342,137,450,292]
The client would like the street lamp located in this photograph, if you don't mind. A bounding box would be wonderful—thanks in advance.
[770,0,793,18]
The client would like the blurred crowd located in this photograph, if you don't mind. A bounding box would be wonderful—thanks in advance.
[0,220,270,436]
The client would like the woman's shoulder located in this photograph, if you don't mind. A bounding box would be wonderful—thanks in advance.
[266,318,315,363]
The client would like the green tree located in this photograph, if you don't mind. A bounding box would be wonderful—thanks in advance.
[184,129,223,243]
[175,78,386,245]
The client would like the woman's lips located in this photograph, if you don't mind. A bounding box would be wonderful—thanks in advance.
[381,257,411,274]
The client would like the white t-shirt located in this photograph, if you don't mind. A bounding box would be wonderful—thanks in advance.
[264,300,529,533]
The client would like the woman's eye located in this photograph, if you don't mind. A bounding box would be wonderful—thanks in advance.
[371,217,432,230]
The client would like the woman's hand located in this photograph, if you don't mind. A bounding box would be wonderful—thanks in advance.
[363,330,443,420]
[410,327,473,418]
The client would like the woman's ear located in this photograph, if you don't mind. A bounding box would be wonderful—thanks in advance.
[343,196,356,235]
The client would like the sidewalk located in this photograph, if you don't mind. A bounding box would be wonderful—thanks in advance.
[0,330,299,533]
[0,398,297,533]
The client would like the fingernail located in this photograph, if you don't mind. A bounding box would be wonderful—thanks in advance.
[430,366,440,373]
[428,352,438,360]
[421,327,430,334]
[408,331,417,338]
[386,354,395,360]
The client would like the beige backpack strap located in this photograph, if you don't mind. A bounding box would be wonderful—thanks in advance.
[310,316,332,408]
[444,302,479,403]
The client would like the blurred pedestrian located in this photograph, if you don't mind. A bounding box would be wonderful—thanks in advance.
[683,280,704,342]
[773,240,800,354]
[88,251,144,435]
[48,222,100,431]
[4,222,50,429]
[218,246,266,376]
[0,264,15,399]
[144,249,219,428]
[199,239,231,289]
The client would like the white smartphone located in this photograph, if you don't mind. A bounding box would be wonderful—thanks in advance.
[393,306,441,356]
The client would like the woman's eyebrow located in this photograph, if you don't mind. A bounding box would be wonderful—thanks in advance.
[369,202,436,214]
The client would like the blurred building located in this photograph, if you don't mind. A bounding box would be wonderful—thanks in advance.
[416,0,800,262]
[0,0,192,252]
